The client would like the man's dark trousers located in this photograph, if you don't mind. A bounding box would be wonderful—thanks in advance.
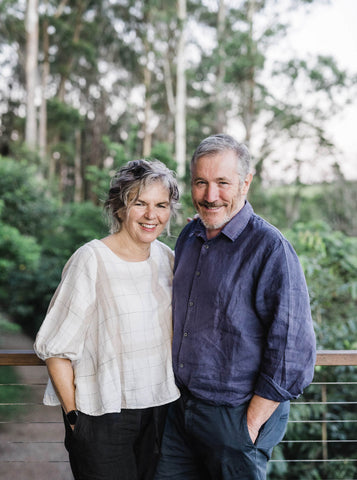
[154,393,290,480]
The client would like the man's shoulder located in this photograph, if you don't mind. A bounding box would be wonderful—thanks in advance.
[248,214,300,265]
[249,213,285,241]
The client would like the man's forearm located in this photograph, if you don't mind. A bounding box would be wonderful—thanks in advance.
[246,394,280,444]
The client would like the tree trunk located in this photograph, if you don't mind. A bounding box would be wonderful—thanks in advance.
[39,2,49,167]
[25,0,39,148]
[163,48,176,116]
[142,58,152,157]
[56,1,84,101]
[214,0,227,132]
[175,0,187,183]
[47,0,70,181]
[74,129,83,202]
[243,0,256,145]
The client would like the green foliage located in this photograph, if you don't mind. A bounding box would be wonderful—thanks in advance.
[102,135,131,166]
[284,221,357,350]
[0,314,29,422]
[275,369,357,479]
[0,157,58,239]
[0,366,29,422]
[0,157,108,337]
[0,222,41,293]
[85,165,113,204]
[47,98,84,136]
[148,142,177,172]
[0,162,43,309]
[53,201,108,260]
[85,135,132,202]
[251,180,357,236]
[0,314,21,334]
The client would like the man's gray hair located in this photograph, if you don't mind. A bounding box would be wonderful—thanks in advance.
[104,159,179,234]
[191,134,251,184]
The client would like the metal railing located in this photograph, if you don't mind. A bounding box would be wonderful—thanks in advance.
[1,350,357,480]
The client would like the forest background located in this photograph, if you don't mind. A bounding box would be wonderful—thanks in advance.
[0,0,356,478]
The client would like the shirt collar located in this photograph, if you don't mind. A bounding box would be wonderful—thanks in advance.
[193,201,254,242]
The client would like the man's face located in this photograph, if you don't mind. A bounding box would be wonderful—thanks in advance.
[191,151,252,239]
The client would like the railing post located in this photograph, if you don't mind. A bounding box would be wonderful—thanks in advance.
[321,383,328,461]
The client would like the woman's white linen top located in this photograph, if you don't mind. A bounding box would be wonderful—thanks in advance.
[34,239,180,415]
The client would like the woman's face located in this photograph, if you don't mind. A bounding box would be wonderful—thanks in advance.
[121,181,171,246]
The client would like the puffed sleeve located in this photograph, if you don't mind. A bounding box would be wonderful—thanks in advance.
[254,238,316,401]
[34,244,98,362]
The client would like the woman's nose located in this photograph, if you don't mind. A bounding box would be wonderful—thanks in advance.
[144,206,156,219]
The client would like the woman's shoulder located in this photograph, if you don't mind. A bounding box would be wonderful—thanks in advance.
[68,239,98,260]
[62,239,100,273]
[152,239,174,261]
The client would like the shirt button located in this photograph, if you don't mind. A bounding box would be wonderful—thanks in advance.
[179,363,184,368]
[196,271,200,276]
[189,301,194,307]
[204,244,209,249]
[184,332,188,337]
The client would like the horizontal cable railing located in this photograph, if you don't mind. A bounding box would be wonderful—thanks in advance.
[1,350,357,480]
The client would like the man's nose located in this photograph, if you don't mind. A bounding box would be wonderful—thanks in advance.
[204,183,219,203]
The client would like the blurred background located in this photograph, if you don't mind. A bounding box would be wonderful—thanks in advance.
[0,1,356,478]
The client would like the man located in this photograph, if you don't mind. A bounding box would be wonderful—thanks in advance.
[155,134,316,480]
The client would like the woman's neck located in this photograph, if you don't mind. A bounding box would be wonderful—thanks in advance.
[101,231,151,262]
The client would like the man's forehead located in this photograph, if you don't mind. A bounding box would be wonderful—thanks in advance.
[192,153,240,178]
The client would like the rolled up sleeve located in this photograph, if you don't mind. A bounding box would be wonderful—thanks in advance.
[254,240,316,402]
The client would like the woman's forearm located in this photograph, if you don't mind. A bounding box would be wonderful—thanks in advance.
[45,357,76,414]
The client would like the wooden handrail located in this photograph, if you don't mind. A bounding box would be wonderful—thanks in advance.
[0,350,45,366]
[315,350,357,366]
[0,350,357,366]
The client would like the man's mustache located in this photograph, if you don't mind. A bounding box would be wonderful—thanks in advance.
[198,201,226,208]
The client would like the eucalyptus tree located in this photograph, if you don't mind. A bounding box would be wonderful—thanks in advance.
[109,0,189,181]
[39,0,133,198]
[185,0,355,187]
[25,0,39,148]
[1,0,141,200]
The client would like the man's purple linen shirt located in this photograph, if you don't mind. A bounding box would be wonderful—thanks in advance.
[172,201,316,406]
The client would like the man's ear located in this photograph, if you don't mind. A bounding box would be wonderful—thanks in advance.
[242,173,253,195]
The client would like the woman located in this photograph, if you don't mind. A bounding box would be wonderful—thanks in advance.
[34,159,181,480]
